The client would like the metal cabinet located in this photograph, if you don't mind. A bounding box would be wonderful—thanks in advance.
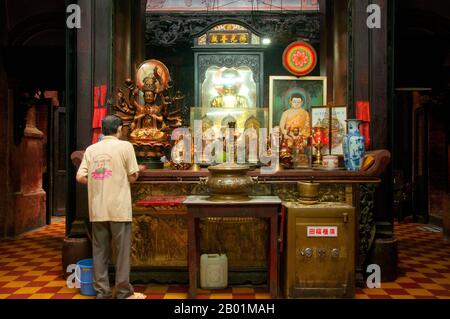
[283,202,355,298]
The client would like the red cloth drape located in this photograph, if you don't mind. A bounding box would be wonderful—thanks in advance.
[136,196,187,207]
[92,85,108,144]
[356,101,371,149]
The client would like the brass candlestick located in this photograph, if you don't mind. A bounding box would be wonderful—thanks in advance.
[312,126,326,166]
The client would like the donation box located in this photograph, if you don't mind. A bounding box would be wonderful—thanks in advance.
[283,202,355,298]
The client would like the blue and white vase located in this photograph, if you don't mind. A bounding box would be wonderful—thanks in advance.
[343,119,365,171]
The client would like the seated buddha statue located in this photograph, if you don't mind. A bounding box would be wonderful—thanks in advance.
[113,60,184,167]
[210,69,249,109]
[129,72,168,143]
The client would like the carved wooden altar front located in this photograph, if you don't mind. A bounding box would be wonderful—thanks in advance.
[130,168,379,286]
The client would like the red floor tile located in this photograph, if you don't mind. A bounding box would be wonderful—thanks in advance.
[0,218,449,300]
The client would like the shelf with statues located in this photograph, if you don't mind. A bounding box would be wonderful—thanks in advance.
[189,106,269,167]
[137,165,382,184]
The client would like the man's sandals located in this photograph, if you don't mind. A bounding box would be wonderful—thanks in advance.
[125,292,146,299]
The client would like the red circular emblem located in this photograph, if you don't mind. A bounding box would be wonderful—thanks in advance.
[282,41,317,76]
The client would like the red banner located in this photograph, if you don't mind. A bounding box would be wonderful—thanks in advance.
[356,100,371,149]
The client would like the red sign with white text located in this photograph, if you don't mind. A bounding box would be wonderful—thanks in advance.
[307,226,338,237]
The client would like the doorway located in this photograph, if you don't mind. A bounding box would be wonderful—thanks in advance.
[36,94,67,224]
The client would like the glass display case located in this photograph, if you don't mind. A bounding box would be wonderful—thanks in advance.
[190,107,268,164]
[190,107,268,130]
[193,23,266,108]
[201,66,257,109]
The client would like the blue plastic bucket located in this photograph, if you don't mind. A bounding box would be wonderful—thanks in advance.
[76,258,96,296]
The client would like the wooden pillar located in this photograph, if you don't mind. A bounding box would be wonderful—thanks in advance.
[0,0,9,238]
[113,0,146,94]
[350,0,370,118]
[320,0,348,105]
[333,0,348,105]
[348,0,394,284]
[11,105,46,235]
[370,0,393,230]
[350,0,392,227]
[319,0,333,103]
[67,0,146,232]
[371,0,389,151]
[445,165,450,242]
[72,0,94,227]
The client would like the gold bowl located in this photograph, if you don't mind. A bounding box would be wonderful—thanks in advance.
[206,163,254,201]
[297,181,320,204]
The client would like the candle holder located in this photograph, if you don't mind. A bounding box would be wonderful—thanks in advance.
[312,125,328,166]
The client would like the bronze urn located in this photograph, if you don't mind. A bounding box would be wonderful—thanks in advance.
[206,163,254,201]
[297,181,320,204]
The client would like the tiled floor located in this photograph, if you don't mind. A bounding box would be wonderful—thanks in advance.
[0,218,449,299]
[354,222,450,299]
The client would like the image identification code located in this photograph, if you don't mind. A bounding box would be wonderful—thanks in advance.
[174,303,275,316]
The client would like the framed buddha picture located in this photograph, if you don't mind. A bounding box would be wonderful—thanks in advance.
[269,76,327,137]
[310,105,347,156]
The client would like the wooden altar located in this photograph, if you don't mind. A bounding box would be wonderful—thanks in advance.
[130,167,381,286]
[184,195,281,298]
[64,0,394,289]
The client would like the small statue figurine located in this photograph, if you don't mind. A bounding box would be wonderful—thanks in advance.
[113,60,183,169]
[210,68,250,109]
[280,127,310,168]
[169,130,193,170]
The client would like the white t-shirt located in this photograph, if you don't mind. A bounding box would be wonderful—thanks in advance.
[77,136,139,222]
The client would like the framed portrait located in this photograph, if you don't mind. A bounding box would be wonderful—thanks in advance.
[269,76,327,134]
[329,106,347,155]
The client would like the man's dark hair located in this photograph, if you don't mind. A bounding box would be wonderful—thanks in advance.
[101,115,123,136]
[290,93,304,101]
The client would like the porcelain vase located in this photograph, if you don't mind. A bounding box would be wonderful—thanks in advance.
[343,119,365,171]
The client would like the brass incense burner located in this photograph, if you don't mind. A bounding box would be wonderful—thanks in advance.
[297,181,320,204]
[206,163,255,201]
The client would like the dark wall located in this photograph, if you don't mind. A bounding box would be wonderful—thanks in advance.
[145,41,321,124]
[394,1,450,226]
[395,5,450,90]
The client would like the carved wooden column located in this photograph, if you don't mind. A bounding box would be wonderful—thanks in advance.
[0,64,10,238]
[332,0,348,105]
[319,0,332,102]
[11,105,46,236]
[113,0,146,95]
[349,0,394,285]
[67,0,146,233]
[0,0,10,238]
[320,0,348,105]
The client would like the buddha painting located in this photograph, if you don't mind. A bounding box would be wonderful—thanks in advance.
[278,93,312,168]
[279,93,311,139]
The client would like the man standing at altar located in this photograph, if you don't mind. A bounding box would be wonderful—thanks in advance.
[76,115,146,299]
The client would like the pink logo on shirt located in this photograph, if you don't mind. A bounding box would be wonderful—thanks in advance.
[91,154,113,180]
